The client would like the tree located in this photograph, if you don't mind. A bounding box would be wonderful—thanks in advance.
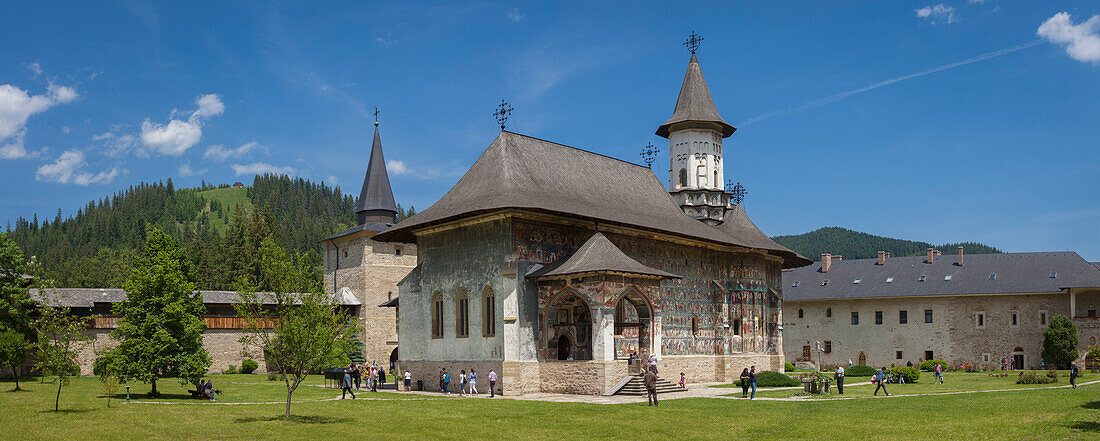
[1086,345,1100,373]
[100,227,210,396]
[33,300,89,411]
[235,236,358,420]
[1042,315,1079,369]
[0,328,30,390]
[95,358,122,408]
[0,233,36,336]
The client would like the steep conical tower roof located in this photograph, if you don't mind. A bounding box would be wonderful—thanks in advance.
[656,54,736,139]
[355,123,398,225]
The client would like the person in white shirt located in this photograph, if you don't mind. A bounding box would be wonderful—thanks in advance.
[835,365,845,395]
[469,369,479,395]
[403,370,412,391]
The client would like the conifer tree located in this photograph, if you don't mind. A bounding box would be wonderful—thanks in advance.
[1042,316,1079,369]
[100,227,210,396]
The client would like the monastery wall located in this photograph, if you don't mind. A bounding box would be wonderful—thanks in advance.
[72,329,267,376]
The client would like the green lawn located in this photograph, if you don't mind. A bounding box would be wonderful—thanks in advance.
[740,371,1086,399]
[2,373,1098,440]
[195,187,253,234]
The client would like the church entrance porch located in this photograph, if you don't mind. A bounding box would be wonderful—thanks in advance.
[544,292,593,361]
[614,289,654,361]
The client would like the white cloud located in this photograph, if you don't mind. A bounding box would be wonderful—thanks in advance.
[916,4,957,24]
[326,174,338,185]
[0,83,79,158]
[387,159,408,175]
[231,162,297,176]
[35,150,123,185]
[1037,12,1100,64]
[203,141,264,161]
[139,94,224,156]
[25,62,43,76]
[178,163,207,177]
[968,0,986,4]
[507,8,524,22]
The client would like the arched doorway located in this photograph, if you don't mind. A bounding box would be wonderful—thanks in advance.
[558,335,572,360]
[545,291,592,361]
[858,351,867,366]
[1012,347,1025,370]
[389,348,398,372]
[614,289,652,359]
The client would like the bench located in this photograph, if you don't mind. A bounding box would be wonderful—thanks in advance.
[189,389,221,399]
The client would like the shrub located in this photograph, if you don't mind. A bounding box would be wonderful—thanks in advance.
[784,362,796,372]
[1017,370,1058,384]
[846,365,876,377]
[224,364,238,375]
[240,359,259,374]
[889,366,921,383]
[733,371,801,387]
[919,360,948,372]
[267,372,280,381]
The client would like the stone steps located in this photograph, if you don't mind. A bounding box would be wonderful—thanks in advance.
[613,373,684,396]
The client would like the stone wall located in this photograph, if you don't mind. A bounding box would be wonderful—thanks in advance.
[323,231,417,365]
[784,293,1099,369]
[660,354,782,383]
[71,329,268,376]
[398,360,503,394]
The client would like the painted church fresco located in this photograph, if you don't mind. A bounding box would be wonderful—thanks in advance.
[515,218,783,357]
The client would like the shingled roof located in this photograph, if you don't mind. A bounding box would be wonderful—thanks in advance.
[782,252,1100,301]
[355,124,398,223]
[716,205,809,267]
[28,288,363,307]
[373,131,808,268]
[527,232,681,279]
[655,54,736,139]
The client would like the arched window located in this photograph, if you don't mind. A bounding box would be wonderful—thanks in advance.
[679,169,687,187]
[733,318,741,335]
[431,291,443,339]
[691,316,699,336]
[456,288,469,338]
[482,286,496,337]
[713,170,718,187]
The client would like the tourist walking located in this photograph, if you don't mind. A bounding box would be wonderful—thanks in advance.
[439,369,446,392]
[873,367,889,396]
[352,365,361,390]
[898,369,905,384]
[934,364,943,384]
[835,365,845,395]
[1071,363,1079,389]
[678,372,686,390]
[379,367,387,389]
[469,369,479,395]
[738,368,750,398]
[459,370,468,396]
[404,370,412,392]
[442,369,451,394]
[342,370,356,399]
[649,355,659,374]
[488,369,498,397]
[644,366,659,406]
[749,366,757,400]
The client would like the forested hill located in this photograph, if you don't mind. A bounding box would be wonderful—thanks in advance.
[6,175,364,289]
[772,227,1002,261]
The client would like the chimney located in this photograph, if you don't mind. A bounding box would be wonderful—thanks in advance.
[885,252,891,259]
[877,251,886,265]
[926,248,935,264]
[821,253,832,273]
[934,250,942,256]
[957,246,964,266]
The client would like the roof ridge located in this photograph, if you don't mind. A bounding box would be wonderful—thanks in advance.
[502,131,648,170]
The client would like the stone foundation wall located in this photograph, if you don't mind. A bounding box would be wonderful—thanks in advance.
[69,329,268,376]
[398,360,503,394]
[660,354,782,384]
[535,361,628,395]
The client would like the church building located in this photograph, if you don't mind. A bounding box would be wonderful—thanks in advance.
[374,43,811,395]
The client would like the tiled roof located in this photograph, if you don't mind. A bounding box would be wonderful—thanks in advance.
[783,251,1099,301]
[655,54,735,138]
[28,288,362,307]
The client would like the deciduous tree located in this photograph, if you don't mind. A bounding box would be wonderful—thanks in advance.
[0,328,30,390]
[33,300,89,411]
[1042,315,1079,369]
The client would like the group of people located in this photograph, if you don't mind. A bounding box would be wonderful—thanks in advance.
[195,379,217,401]
[340,363,388,399]
[738,366,758,399]
[436,368,499,397]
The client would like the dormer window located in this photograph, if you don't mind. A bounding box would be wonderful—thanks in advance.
[822,280,829,286]
[1049,272,1057,278]
[944,275,952,281]
[918,275,926,282]
[792,281,800,287]
[853,279,861,284]
[886,277,894,283]
[989,273,996,280]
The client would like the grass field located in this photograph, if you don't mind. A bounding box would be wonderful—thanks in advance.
[2,373,1098,440]
[728,371,1088,399]
[195,187,253,234]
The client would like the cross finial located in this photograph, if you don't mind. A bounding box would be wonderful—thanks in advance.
[639,142,659,168]
[493,99,514,131]
[373,107,380,126]
[684,31,703,55]
[726,180,747,205]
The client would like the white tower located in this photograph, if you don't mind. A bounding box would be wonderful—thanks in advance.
[657,43,737,225]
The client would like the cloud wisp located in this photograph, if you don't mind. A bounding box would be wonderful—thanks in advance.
[139,94,224,156]
[915,4,957,25]
[1037,12,1100,64]
[740,40,1042,127]
[35,150,123,185]
[231,162,297,177]
[204,141,264,161]
[0,83,79,159]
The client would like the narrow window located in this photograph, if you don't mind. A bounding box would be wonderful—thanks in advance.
[851,312,859,325]
[875,311,883,325]
[679,169,688,187]
[1039,310,1048,327]
[431,291,444,339]
[976,311,985,328]
[395,246,402,256]
[824,341,832,353]
[899,310,908,324]
[483,286,496,337]
[733,318,741,335]
[713,170,718,186]
[691,316,700,335]
[455,288,469,338]
[826,308,832,318]
[896,351,903,360]
[798,309,804,319]
[1011,312,1018,327]
[925,309,933,323]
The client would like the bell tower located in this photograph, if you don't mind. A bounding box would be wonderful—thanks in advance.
[657,33,737,226]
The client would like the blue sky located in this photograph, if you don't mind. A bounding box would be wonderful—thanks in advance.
[2,1,1098,259]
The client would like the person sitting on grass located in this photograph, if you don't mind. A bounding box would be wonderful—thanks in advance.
[205,380,215,401]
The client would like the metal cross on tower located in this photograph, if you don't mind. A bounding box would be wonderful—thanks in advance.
[493,99,514,131]
[727,180,747,205]
[639,142,659,168]
[373,107,380,126]
[684,31,703,54]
